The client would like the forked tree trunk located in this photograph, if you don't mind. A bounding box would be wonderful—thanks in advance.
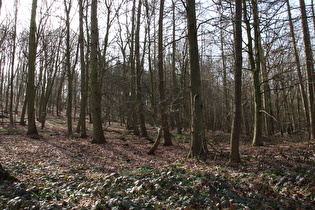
[243,0,263,146]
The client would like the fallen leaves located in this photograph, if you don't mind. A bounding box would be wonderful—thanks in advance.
[0,124,315,209]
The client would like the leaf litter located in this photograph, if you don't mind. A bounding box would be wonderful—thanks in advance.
[0,123,314,209]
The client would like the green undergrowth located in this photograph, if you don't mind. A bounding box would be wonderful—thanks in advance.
[1,161,314,209]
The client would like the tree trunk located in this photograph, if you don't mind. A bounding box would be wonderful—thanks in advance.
[64,0,73,137]
[135,0,147,137]
[243,0,263,146]
[260,44,274,136]
[186,0,207,158]
[230,0,242,163]
[171,0,181,135]
[27,0,38,135]
[299,0,315,140]
[145,0,158,127]
[286,0,310,136]
[158,0,172,146]
[90,0,105,144]
[9,0,18,125]
[77,0,87,138]
[130,0,140,135]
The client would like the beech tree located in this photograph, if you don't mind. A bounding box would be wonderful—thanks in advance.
[230,0,242,163]
[158,0,172,146]
[286,0,309,137]
[90,0,105,143]
[299,0,315,140]
[26,0,39,136]
[186,0,207,157]
[77,0,87,138]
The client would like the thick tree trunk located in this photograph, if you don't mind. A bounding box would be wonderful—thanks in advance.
[187,0,207,158]
[27,0,38,135]
[90,0,105,144]
[299,0,315,140]
[158,0,172,146]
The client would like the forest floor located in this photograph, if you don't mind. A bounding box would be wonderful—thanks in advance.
[0,117,315,209]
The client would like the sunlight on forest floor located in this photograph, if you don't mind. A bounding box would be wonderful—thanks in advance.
[0,118,314,209]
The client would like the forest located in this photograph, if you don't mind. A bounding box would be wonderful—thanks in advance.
[0,0,315,209]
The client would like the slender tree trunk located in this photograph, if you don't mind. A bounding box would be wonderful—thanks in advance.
[145,0,158,126]
[90,0,105,144]
[77,0,87,138]
[20,90,27,125]
[171,0,181,134]
[286,0,310,136]
[64,0,73,136]
[9,0,18,125]
[260,43,274,135]
[130,0,140,135]
[219,11,231,133]
[27,0,38,135]
[135,0,147,137]
[243,0,263,146]
[230,0,242,163]
[158,0,172,146]
[299,0,315,139]
[186,0,207,157]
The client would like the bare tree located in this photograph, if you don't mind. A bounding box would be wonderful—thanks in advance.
[27,0,39,136]
[90,0,105,143]
[77,0,87,138]
[299,0,315,140]
[158,0,172,146]
[186,0,207,157]
[230,0,242,163]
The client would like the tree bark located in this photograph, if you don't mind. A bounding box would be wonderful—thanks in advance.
[243,0,263,146]
[27,0,38,135]
[230,0,242,163]
[299,0,315,140]
[9,0,18,125]
[186,0,207,157]
[135,0,148,137]
[90,0,105,144]
[64,0,73,137]
[77,0,87,138]
[286,0,310,137]
[130,0,140,136]
[158,0,172,146]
